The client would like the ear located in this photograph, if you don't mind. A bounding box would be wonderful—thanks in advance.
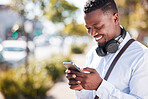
[113,13,119,24]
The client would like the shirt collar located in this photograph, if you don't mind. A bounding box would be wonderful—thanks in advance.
[118,32,132,50]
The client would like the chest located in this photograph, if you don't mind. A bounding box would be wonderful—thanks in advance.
[90,54,133,92]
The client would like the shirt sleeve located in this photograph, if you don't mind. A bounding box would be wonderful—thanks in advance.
[96,50,148,99]
[75,90,93,99]
[96,80,138,99]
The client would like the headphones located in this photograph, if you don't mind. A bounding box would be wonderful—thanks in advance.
[96,26,126,56]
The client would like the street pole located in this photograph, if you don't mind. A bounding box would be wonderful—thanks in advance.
[24,20,33,77]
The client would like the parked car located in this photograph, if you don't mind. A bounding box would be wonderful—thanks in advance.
[1,40,27,67]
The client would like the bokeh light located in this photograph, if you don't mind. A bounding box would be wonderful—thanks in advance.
[12,32,19,39]
[34,29,42,36]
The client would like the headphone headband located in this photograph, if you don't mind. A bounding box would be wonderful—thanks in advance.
[118,26,126,44]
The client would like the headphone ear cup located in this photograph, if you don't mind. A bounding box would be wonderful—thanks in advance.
[96,46,107,56]
[105,39,119,53]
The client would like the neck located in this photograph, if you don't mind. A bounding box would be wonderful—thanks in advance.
[114,25,121,38]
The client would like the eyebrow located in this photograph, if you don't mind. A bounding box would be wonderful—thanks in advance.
[92,22,100,26]
[85,21,101,28]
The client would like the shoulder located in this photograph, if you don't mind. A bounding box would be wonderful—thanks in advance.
[129,41,148,54]
[86,45,97,58]
[126,40,148,62]
[128,41,148,70]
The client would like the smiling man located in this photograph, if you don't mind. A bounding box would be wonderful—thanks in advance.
[66,0,148,99]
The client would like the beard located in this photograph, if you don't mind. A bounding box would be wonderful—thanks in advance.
[98,41,106,48]
[97,36,107,47]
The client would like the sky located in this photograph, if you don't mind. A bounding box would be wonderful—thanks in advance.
[0,0,10,4]
[66,0,87,9]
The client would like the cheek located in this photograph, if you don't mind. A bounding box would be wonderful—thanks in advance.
[101,28,113,41]
[106,30,115,41]
[105,24,116,39]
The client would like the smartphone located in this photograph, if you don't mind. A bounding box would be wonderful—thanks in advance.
[63,62,82,72]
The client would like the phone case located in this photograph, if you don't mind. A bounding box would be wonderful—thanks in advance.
[63,62,82,72]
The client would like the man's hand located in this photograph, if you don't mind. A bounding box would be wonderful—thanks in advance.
[78,67,103,90]
[66,69,83,90]
[65,67,103,91]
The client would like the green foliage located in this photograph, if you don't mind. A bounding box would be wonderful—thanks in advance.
[70,44,87,54]
[0,55,71,99]
[116,0,148,32]
[44,54,71,82]
[0,65,51,99]
[63,21,87,36]
[46,0,78,23]
[0,73,20,98]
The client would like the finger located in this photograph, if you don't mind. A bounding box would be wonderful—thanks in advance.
[75,72,87,77]
[66,69,80,74]
[83,67,96,73]
[68,70,86,77]
[66,74,77,79]
[66,70,87,78]
[65,69,71,74]
[69,79,81,85]
[75,77,83,82]
[70,69,81,74]
[69,84,83,90]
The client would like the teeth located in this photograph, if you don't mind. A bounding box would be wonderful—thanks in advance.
[95,36,102,40]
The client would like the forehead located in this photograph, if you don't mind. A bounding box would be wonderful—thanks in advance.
[84,9,112,26]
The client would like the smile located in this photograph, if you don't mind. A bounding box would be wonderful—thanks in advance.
[95,35,103,41]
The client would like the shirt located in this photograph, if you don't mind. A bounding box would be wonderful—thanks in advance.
[75,32,148,99]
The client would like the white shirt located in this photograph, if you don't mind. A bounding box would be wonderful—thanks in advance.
[75,32,148,99]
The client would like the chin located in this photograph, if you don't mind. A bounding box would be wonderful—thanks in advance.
[97,40,107,46]
[97,42,106,47]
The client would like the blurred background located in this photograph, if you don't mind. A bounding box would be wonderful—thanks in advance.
[0,0,148,99]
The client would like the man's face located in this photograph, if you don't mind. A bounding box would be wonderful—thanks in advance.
[84,9,118,46]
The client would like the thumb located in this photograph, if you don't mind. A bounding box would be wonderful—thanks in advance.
[83,67,96,73]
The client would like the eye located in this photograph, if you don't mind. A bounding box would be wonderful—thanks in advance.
[85,27,91,34]
[94,25,104,30]
[85,25,91,30]
[94,26,101,30]
[86,27,91,30]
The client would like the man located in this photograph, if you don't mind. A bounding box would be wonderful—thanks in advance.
[66,0,148,98]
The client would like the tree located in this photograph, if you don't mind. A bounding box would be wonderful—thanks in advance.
[63,21,87,36]
[115,0,148,42]
[45,0,78,23]
[44,0,87,35]
[11,0,87,36]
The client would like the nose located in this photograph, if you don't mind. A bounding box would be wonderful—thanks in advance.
[89,28,97,36]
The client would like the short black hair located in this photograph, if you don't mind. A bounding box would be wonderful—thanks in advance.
[84,0,118,14]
